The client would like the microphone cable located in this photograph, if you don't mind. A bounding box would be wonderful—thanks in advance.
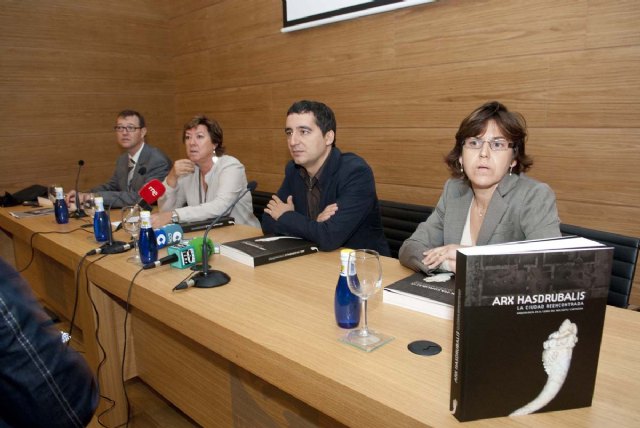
[17,226,92,273]
[120,266,145,428]
[82,255,120,428]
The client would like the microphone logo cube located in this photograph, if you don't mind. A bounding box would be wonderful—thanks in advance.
[168,244,196,269]
[154,229,168,249]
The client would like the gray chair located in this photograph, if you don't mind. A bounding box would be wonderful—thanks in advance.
[560,223,640,308]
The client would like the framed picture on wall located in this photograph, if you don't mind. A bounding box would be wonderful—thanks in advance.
[281,0,437,32]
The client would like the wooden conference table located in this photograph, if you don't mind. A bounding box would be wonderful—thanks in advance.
[1,207,639,427]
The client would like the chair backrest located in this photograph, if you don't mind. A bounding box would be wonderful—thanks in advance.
[251,190,272,224]
[379,200,433,259]
[560,223,640,308]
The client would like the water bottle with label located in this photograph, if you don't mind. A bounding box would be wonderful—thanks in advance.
[138,210,158,264]
[334,249,361,328]
[53,186,69,224]
[92,196,110,242]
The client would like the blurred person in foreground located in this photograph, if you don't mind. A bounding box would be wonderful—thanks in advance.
[262,100,390,255]
[399,101,561,274]
[153,115,259,228]
[0,257,99,427]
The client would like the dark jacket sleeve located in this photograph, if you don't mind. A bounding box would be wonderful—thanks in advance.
[0,259,99,428]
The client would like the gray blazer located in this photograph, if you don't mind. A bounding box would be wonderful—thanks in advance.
[399,174,561,274]
[91,143,171,208]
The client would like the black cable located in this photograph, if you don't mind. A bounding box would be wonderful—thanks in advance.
[121,267,144,428]
[17,227,91,273]
[84,255,128,428]
[67,253,89,342]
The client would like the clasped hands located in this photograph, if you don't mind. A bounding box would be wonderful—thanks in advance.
[264,195,338,223]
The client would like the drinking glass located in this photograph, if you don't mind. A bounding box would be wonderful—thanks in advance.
[83,195,96,219]
[341,249,393,352]
[121,205,141,264]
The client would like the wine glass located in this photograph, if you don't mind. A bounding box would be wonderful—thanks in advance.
[121,205,141,264]
[83,195,96,219]
[48,184,61,204]
[342,249,394,352]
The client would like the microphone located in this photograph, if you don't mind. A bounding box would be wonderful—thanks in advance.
[138,179,166,206]
[86,240,134,256]
[114,178,166,232]
[190,181,257,289]
[143,242,196,269]
[70,160,87,219]
[155,224,184,249]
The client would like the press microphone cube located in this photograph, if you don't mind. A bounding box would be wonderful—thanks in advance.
[163,224,183,244]
[154,228,168,249]
[167,243,196,269]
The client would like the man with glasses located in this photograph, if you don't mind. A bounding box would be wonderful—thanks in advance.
[67,109,171,208]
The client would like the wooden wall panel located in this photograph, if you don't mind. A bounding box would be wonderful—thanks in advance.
[0,0,175,194]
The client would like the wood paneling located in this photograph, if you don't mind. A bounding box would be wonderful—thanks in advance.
[0,0,175,194]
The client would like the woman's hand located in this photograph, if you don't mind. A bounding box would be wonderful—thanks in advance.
[166,159,195,188]
[422,244,464,273]
[151,211,173,229]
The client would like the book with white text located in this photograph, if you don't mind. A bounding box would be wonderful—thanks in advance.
[451,236,612,422]
[221,235,319,267]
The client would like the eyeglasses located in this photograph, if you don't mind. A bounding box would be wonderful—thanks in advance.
[114,125,142,133]
[463,137,514,151]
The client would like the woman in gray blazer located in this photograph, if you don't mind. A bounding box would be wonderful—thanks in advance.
[399,101,561,274]
[153,115,260,229]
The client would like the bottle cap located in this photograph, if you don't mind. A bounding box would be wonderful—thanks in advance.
[340,248,353,263]
[54,187,64,199]
[94,196,105,211]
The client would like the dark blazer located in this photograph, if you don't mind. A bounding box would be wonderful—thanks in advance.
[399,173,561,273]
[262,148,390,255]
[91,143,171,208]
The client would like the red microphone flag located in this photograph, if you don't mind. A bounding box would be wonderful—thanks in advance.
[138,179,166,204]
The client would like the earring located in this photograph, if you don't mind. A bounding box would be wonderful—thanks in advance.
[509,166,513,176]
[460,164,464,174]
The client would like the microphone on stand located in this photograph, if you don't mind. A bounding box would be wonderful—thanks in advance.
[114,178,166,232]
[188,181,257,289]
[70,160,87,219]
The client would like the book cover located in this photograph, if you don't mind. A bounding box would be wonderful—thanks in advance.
[180,216,235,233]
[221,235,319,267]
[450,237,612,422]
[383,272,454,319]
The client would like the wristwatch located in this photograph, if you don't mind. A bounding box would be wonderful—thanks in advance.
[171,210,180,223]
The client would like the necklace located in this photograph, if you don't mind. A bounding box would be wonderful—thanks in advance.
[474,199,486,217]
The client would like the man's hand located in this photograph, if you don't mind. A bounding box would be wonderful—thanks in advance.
[264,195,294,221]
[317,203,338,222]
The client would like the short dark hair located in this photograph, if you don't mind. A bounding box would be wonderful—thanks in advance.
[183,115,225,156]
[117,109,145,128]
[287,100,337,146]
[445,101,533,178]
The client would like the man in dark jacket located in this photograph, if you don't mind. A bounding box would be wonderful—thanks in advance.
[262,100,389,255]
